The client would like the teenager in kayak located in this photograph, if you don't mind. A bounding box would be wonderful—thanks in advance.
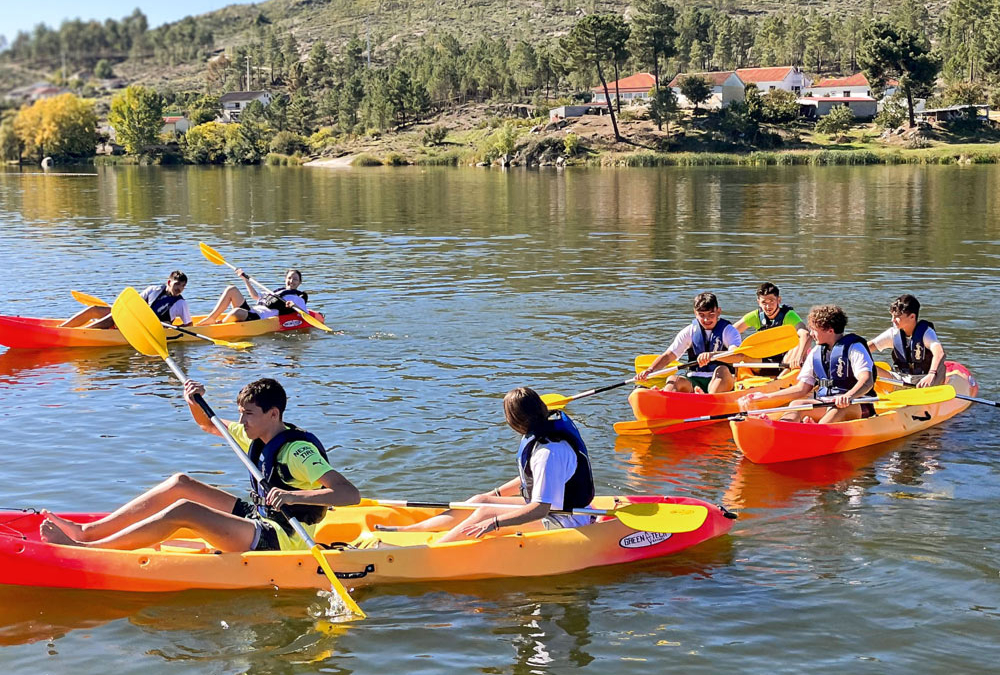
[39,378,359,551]
[196,268,307,325]
[738,304,876,423]
[635,292,743,393]
[732,282,812,372]
[867,294,946,388]
[379,387,594,543]
[59,271,193,329]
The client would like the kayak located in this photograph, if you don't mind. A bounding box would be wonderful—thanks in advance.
[0,495,734,592]
[730,361,977,464]
[0,311,325,349]
[626,369,801,433]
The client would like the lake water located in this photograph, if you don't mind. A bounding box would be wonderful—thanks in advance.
[0,164,998,673]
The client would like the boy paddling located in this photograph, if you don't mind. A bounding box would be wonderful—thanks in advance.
[636,292,743,394]
[40,378,359,551]
[867,294,946,388]
[60,271,193,329]
[732,282,812,371]
[739,305,876,423]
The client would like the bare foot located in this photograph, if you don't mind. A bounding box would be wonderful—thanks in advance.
[40,510,87,540]
[40,519,84,547]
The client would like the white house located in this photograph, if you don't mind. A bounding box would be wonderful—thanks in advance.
[736,66,811,95]
[807,73,898,99]
[220,91,272,122]
[798,96,878,119]
[161,115,191,135]
[591,72,657,104]
[667,71,745,110]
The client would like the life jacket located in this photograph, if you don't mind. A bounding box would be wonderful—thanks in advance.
[247,423,330,533]
[262,288,309,314]
[756,305,794,363]
[813,334,875,398]
[518,411,594,510]
[147,285,184,323]
[686,318,736,374]
[891,320,935,375]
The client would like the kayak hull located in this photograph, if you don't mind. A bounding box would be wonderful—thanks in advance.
[0,496,733,592]
[731,362,976,464]
[0,312,324,349]
[627,370,801,434]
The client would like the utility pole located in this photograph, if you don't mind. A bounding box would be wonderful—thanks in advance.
[245,55,251,90]
[365,17,371,68]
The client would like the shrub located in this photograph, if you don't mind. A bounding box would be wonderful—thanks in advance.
[308,127,339,153]
[760,90,799,124]
[564,132,580,156]
[352,153,383,166]
[384,151,407,166]
[875,93,907,130]
[269,131,308,156]
[422,125,448,146]
[815,105,855,135]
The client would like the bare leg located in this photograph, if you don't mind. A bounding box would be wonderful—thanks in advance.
[41,500,258,551]
[435,502,540,544]
[780,398,821,422]
[197,286,248,326]
[42,473,237,542]
[59,306,110,328]
[389,496,524,533]
[707,366,735,394]
[818,403,864,424]
[663,375,694,393]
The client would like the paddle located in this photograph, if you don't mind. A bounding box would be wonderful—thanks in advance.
[198,242,332,333]
[110,287,364,619]
[541,324,799,409]
[71,290,254,350]
[357,498,710,534]
[875,360,998,407]
[613,385,958,435]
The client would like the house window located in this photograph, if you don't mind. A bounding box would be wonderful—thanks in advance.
[843,91,850,98]
[235,102,241,109]
[769,85,776,91]
[793,86,801,94]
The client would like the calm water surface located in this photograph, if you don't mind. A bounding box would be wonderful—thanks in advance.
[0,165,998,673]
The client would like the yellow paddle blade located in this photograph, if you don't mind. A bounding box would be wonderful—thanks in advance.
[110,287,169,359]
[295,308,333,333]
[613,417,682,435]
[310,545,366,619]
[71,290,109,308]
[730,323,798,359]
[540,393,569,410]
[881,384,955,406]
[634,355,680,374]
[218,339,255,350]
[199,241,227,266]
[613,502,708,534]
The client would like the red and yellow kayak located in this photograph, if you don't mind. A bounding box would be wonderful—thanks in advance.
[731,362,977,464]
[627,369,801,433]
[0,495,733,592]
[0,311,324,349]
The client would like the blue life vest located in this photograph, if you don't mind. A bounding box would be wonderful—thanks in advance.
[518,411,594,510]
[263,288,309,314]
[756,305,794,363]
[147,285,184,323]
[686,318,736,375]
[247,423,330,533]
[891,320,935,375]
[813,334,875,398]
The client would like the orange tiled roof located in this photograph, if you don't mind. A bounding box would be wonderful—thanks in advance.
[590,72,657,92]
[667,71,739,88]
[735,66,795,83]
[811,72,870,88]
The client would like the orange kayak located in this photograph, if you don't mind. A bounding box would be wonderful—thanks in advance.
[0,311,324,349]
[0,496,734,592]
[731,362,977,463]
[627,369,801,433]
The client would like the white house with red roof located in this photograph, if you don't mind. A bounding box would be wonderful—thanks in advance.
[591,72,657,104]
[736,66,811,95]
[161,115,191,135]
[667,71,745,110]
[807,72,898,99]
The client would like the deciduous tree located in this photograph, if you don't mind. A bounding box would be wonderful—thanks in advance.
[109,85,164,155]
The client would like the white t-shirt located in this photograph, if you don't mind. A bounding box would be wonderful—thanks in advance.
[666,322,743,377]
[870,326,940,353]
[251,292,307,320]
[140,285,192,325]
[523,440,591,528]
[798,342,874,387]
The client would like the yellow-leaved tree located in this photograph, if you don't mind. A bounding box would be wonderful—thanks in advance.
[13,94,97,163]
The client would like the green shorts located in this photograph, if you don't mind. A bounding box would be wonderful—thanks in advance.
[686,375,713,392]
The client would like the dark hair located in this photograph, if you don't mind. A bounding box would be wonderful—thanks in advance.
[503,387,549,436]
[237,378,287,416]
[756,282,780,298]
[168,270,188,284]
[889,294,920,317]
[286,268,302,282]
[808,305,848,333]
[693,292,719,312]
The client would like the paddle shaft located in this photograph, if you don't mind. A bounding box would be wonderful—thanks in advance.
[369,498,630,519]
[879,374,996,407]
